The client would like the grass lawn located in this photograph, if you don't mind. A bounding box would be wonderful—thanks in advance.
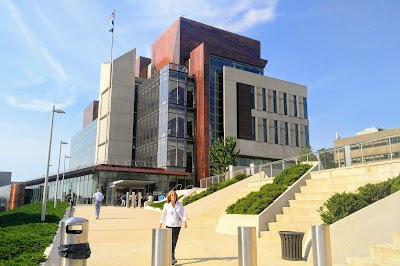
[0,202,69,266]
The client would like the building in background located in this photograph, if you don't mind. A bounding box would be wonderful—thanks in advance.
[8,17,309,208]
[334,127,400,165]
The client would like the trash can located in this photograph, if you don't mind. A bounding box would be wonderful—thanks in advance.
[58,217,91,265]
[278,231,304,261]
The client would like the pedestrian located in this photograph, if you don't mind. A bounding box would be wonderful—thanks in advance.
[121,193,126,207]
[159,190,187,265]
[92,188,104,219]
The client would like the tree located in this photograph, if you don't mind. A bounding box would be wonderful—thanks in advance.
[298,145,317,162]
[209,136,240,175]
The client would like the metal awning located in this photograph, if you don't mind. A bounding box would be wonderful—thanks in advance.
[108,180,155,189]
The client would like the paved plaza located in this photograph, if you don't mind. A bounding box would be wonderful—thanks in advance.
[45,205,311,265]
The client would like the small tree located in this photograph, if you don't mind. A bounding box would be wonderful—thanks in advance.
[209,136,240,175]
[298,145,317,162]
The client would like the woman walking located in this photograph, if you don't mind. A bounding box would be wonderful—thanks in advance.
[159,190,187,265]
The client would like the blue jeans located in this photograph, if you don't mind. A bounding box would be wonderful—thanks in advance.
[95,201,102,218]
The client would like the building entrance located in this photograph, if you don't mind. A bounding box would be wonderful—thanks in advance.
[106,180,155,206]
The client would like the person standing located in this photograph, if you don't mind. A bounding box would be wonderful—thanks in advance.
[92,189,104,219]
[159,190,187,265]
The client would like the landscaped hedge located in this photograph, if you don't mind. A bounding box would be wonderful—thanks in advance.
[226,163,312,214]
[0,202,69,266]
[182,173,249,206]
[319,173,400,224]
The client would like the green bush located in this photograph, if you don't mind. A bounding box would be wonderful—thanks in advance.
[182,173,249,206]
[0,202,69,266]
[319,192,367,224]
[226,163,312,214]
[319,174,400,224]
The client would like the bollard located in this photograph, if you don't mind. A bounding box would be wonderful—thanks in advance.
[138,192,142,208]
[151,228,172,266]
[238,226,257,266]
[126,192,130,208]
[59,217,91,266]
[311,224,332,266]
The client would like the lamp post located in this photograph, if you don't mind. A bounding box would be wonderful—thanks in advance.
[54,140,68,208]
[41,105,65,221]
[61,155,71,202]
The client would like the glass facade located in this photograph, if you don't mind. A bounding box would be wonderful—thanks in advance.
[283,93,288,115]
[295,124,299,147]
[209,55,263,144]
[69,119,97,168]
[274,120,279,144]
[273,90,277,113]
[262,88,266,111]
[303,97,308,119]
[293,95,298,117]
[263,118,267,142]
[136,63,195,174]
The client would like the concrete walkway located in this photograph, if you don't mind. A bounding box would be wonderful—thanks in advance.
[51,205,310,265]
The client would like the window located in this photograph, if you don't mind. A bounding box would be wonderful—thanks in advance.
[251,117,256,140]
[295,124,299,147]
[303,97,308,119]
[262,88,266,111]
[285,122,289,145]
[274,120,278,144]
[293,95,297,117]
[251,86,255,109]
[263,119,267,142]
[283,93,287,115]
[305,125,310,147]
[273,90,277,113]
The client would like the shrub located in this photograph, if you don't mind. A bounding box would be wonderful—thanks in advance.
[149,195,183,210]
[320,174,400,224]
[182,173,249,206]
[319,192,367,224]
[226,163,312,214]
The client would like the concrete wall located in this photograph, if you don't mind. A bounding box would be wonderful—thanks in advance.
[330,190,400,264]
[96,49,136,165]
[223,67,309,160]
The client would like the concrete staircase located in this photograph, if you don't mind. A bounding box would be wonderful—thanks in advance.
[260,164,397,242]
[347,232,400,265]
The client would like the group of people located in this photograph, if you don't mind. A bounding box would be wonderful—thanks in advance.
[91,189,186,265]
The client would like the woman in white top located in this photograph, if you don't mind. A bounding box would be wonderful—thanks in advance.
[159,190,187,265]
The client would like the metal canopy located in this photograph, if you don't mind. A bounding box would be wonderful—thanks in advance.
[108,180,155,189]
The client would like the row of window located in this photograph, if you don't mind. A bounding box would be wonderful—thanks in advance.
[350,137,400,150]
[250,118,309,147]
[250,87,308,119]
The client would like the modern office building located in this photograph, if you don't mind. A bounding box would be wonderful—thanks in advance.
[5,17,309,207]
[334,127,400,165]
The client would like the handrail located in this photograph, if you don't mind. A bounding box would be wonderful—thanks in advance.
[171,184,182,191]
[184,185,194,189]
[199,133,400,188]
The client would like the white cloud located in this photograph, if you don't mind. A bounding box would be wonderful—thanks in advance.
[6,96,71,112]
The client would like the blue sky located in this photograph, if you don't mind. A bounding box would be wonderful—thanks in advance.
[1,0,399,182]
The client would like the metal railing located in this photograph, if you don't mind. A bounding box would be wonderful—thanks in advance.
[200,133,400,188]
[171,184,182,191]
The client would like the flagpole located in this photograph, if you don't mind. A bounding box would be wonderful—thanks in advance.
[105,9,115,164]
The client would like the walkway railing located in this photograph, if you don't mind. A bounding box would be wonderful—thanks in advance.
[200,133,400,188]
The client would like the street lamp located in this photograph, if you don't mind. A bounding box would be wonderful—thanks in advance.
[60,155,71,202]
[54,140,68,207]
[41,105,65,221]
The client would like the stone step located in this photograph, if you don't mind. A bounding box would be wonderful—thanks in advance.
[275,214,322,225]
[267,222,309,234]
[299,181,376,193]
[294,191,335,201]
[347,257,400,266]
[371,244,400,262]
[282,206,320,216]
[309,171,333,180]
[306,172,394,186]
[288,199,325,209]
